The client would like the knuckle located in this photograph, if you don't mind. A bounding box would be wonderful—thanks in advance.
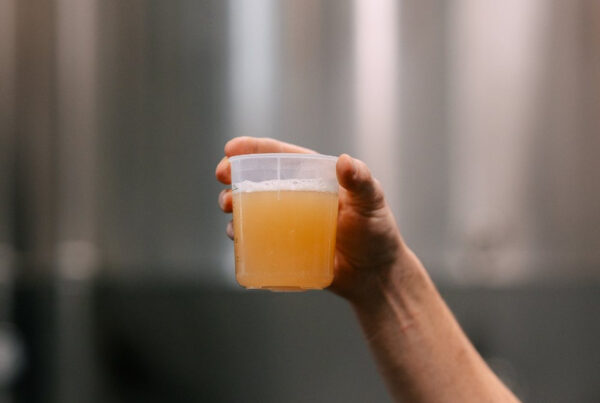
[355,160,372,181]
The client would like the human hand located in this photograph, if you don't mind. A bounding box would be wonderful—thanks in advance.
[217,137,521,403]
[215,137,408,303]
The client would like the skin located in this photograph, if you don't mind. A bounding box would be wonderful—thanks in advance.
[216,137,520,403]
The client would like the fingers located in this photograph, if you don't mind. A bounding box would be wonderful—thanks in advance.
[336,154,385,212]
[218,190,233,239]
[226,220,234,240]
[215,156,231,185]
[218,188,232,213]
[216,137,315,185]
[224,136,316,157]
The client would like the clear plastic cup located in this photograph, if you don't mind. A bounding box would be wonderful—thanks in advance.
[229,153,339,291]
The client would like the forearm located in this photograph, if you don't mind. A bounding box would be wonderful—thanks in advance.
[350,249,519,402]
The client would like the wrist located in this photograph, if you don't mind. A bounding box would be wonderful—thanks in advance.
[348,247,435,332]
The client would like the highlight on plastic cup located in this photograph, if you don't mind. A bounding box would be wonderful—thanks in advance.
[229,153,339,291]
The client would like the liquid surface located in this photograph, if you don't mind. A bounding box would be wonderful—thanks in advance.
[233,190,338,291]
[234,178,337,193]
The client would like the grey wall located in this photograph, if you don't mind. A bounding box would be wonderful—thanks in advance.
[93,282,600,403]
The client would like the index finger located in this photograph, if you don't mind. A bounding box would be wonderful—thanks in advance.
[225,137,316,157]
[216,137,316,184]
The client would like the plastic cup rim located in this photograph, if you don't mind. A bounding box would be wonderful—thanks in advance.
[228,153,338,162]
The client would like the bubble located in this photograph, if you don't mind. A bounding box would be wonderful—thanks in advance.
[233,179,337,193]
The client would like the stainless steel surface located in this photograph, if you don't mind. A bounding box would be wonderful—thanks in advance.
[6,0,600,285]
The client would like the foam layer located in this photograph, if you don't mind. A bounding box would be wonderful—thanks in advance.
[233,179,337,193]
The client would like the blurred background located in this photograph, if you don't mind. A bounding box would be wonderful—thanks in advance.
[1,0,599,402]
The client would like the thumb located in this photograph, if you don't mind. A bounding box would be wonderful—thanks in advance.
[336,154,385,212]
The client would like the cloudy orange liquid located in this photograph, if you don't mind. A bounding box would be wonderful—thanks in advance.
[232,190,338,291]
